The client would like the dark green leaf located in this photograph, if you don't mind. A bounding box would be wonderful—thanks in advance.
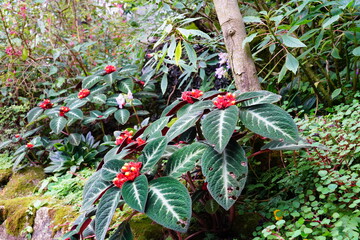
[139,137,167,172]
[27,107,44,123]
[202,106,239,153]
[166,111,202,142]
[101,159,125,181]
[50,117,67,134]
[109,222,133,240]
[165,142,207,178]
[239,104,299,143]
[202,141,247,210]
[115,109,130,125]
[66,109,84,120]
[146,177,191,232]
[95,187,122,240]
[122,175,148,212]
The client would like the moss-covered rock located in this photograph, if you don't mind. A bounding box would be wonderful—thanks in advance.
[1,167,45,199]
[0,196,37,236]
[49,205,78,235]
[0,169,12,187]
[130,214,164,240]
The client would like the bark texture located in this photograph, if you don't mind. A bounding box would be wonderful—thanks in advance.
[213,0,261,92]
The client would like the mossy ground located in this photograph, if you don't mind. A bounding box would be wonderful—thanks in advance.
[1,167,45,199]
[130,214,164,240]
[0,169,12,187]
[49,205,78,235]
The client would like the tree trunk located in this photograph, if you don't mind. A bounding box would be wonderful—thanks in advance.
[213,0,261,92]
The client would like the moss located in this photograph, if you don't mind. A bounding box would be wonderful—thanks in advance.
[1,167,45,199]
[0,196,37,236]
[130,214,164,240]
[49,205,78,235]
[0,168,12,186]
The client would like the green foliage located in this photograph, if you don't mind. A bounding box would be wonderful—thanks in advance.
[242,100,360,239]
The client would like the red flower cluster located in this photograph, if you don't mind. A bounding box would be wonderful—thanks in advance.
[213,93,236,109]
[105,65,116,74]
[113,162,142,188]
[78,89,90,99]
[59,106,70,117]
[115,130,146,147]
[115,130,134,145]
[26,143,34,148]
[181,89,203,104]
[39,99,53,109]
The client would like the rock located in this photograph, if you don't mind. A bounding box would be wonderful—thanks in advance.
[0,224,26,240]
[32,207,54,240]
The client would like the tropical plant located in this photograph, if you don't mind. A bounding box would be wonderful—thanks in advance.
[62,88,314,239]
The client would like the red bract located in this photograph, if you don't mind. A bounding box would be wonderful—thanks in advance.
[115,130,134,145]
[213,93,236,109]
[135,137,146,146]
[78,89,90,99]
[26,143,34,148]
[15,134,20,138]
[181,89,203,104]
[39,99,53,109]
[113,162,142,188]
[105,65,116,74]
[59,106,70,117]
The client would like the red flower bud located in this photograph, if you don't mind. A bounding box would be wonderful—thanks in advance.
[78,89,90,99]
[181,89,203,104]
[213,93,236,109]
[26,143,34,148]
[105,65,116,74]
[113,162,142,188]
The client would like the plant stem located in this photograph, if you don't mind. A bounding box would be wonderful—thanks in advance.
[131,104,141,127]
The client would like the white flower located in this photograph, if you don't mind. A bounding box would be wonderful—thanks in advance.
[218,52,228,65]
[127,91,133,100]
[215,67,226,79]
[116,94,126,109]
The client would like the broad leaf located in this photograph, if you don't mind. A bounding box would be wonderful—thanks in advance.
[240,104,299,143]
[66,109,84,120]
[50,117,67,134]
[115,109,130,125]
[104,147,130,162]
[104,71,120,85]
[103,107,118,117]
[165,142,207,178]
[281,35,306,48]
[67,99,87,109]
[322,15,340,29]
[285,53,299,74]
[177,100,214,117]
[236,91,282,106]
[175,40,182,66]
[202,140,248,210]
[166,111,202,142]
[122,175,148,212]
[82,75,102,89]
[27,107,44,123]
[202,106,239,153]
[68,133,82,146]
[81,171,112,211]
[0,140,12,149]
[12,152,26,171]
[101,159,125,181]
[22,126,44,138]
[143,116,170,139]
[146,177,191,232]
[91,94,107,105]
[109,222,133,240]
[95,187,122,240]
[139,136,167,172]
[261,139,327,151]
[14,145,26,155]
[118,79,134,93]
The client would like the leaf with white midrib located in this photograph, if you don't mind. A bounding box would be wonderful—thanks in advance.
[101,159,125,181]
[239,103,300,144]
[95,187,122,240]
[81,171,112,211]
[202,106,239,153]
[82,75,102,89]
[67,99,87,109]
[50,117,67,134]
[241,93,282,107]
[122,175,148,212]
[166,111,202,142]
[114,109,130,125]
[66,109,83,120]
[68,133,81,146]
[202,140,248,210]
[140,136,167,172]
[27,107,44,123]
[165,142,207,178]
[91,94,107,104]
[146,177,192,232]
[143,116,170,139]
